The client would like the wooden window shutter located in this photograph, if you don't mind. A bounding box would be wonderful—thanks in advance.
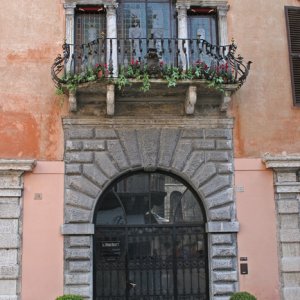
[285,6,300,106]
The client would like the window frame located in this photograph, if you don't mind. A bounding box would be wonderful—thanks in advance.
[285,6,300,106]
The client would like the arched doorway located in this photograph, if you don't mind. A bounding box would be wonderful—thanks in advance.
[93,171,208,299]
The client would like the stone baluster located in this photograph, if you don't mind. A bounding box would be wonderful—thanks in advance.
[64,3,76,73]
[176,3,190,70]
[105,3,118,77]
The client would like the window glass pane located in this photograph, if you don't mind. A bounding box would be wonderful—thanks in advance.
[188,16,217,44]
[96,191,126,225]
[75,9,106,70]
[174,189,203,223]
[188,14,218,67]
[117,0,175,63]
[96,172,204,225]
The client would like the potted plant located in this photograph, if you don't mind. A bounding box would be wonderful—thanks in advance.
[230,291,257,300]
[56,295,84,300]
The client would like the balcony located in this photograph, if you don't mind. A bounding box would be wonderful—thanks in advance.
[51,37,251,115]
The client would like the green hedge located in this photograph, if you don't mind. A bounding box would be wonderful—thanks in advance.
[230,291,257,300]
[56,295,84,300]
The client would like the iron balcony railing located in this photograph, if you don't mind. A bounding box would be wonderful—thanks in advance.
[51,37,251,90]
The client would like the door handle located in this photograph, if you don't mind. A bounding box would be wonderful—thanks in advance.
[127,281,136,289]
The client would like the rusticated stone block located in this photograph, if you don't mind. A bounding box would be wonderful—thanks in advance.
[0,250,17,265]
[211,234,233,245]
[283,273,300,287]
[277,172,297,182]
[67,176,101,198]
[283,287,300,300]
[65,273,90,285]
[69,261,91,272]
[282,243,300,257]
[213,271,238,282]
[65,140,82,151]
[0,265,19,279]
[282,257,300,272]
[0,296,18,300]
[82,164,108,188]
[65,164,81,175]
[182,151,205,178]
[280,215,299,229]
[65,206,91,223]
[201,175,231,197]
[212,258,234,270]
[95,129,117,139]
[158,129,180,167]
[206,189,234,209]
[213,283,235,295]
[0,280,17,295]
[64,286,91,297]
[65,189,94,210]
[207,222,239,233]
[0,190,21,197]
[107,140,129,170]
[182,129,204,138]
[192,163,216,187]
[172,142,192,171]
[61,224,94,235]
[117,130,141,167]
[69,236,91,248]
[217,163,233,174]
[68,128,94,139]
[206,151,229,162]
[212,246,237,258]
[0,205,20,218]
[205,129,232,140]
[82,141,105,151]
[0,234,19,249]
[0,220,18,234]
[209,206,232,221]
[0,198,19,205]
[137,129,160,168]
[65,152,93,164]
[0,175,20,189]
[278,201,299,214]
[193,140,215,150]
[94,152,119,178]
[65,249,91,260]
[216,140,232,150]
[280,229,300,242]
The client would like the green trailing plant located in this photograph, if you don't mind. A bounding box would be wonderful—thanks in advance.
[229,291,257,300]
[56,295,84,300]
[57,60,236,94]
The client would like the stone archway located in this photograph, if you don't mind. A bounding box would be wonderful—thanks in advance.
[62,120,239,299]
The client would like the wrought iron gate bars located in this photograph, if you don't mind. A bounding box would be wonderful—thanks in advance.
[94,223,208,300]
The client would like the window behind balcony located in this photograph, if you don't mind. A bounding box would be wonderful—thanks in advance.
[74,6,106,71]
[117,0,176,65]
[187,7,218,44]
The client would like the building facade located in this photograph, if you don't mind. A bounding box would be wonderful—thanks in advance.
[0,0,300,300]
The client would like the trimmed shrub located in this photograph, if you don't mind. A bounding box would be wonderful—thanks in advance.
[56,295,84,300]
[230,291,257,300]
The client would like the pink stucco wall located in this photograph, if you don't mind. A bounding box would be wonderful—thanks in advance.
[235,159,280,299]
[22,161,64,300]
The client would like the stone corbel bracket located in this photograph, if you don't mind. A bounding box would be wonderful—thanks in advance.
[107,84,115,116]
[69,90,77,112]
[220,89,232,112]
[185,85,197,115]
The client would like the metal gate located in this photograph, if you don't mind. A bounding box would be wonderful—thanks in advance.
[93,172,208,300]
